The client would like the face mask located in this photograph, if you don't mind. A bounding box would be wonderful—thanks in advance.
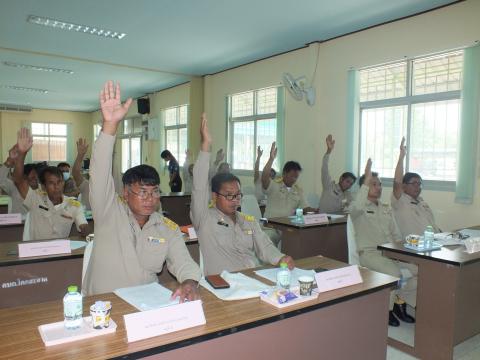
[63,172,70,181]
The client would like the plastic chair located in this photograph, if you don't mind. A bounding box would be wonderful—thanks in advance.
[240,194,262,221]
[346,215,360,265]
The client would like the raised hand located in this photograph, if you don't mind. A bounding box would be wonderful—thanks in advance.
[5,144,19,167]
[364,158,372,186]
[17,128,33,154]
[399,137,406,158]
[200,113,212,151]
[76,138,89,156]
[257,146,263,159]
[269,142,277,160]
[99,81,132,125]
[326,134,335,154]
[215,148,225,163]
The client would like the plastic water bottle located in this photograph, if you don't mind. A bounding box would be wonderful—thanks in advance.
[276,262,291,290]
[424,225,434,249]
[63,285,83,329]
[295,208,304,223]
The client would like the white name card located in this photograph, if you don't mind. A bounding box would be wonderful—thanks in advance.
[187,227,198,240]
[315,265,363,293]
[303,213,329,225]
[124,300,206,342]
[18,240,71,258]
[0,213,22,225]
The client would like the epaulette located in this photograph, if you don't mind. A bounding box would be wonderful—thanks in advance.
[117,194,126,203]
[208,199,215,208]
[36,189,47,196]
[274,177,283,183]
[67,199,81,207]
[163,217,179,231]
[239,212,255,222]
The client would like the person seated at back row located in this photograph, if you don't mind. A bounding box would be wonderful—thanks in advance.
[349,158,417,327]
[84,81,201,300]
[13,128,88,240]
[318,134,356,213]
[57,162,80,197]
[262,142,317,218]
[190,114,294,275]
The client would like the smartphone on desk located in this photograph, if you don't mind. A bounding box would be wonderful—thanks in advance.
[314,267,328,273]
[205,274,230,289]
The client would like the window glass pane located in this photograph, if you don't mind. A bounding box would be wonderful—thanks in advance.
[93,124,101,141]
[130,137,141,168]
[413,51,463,95]
[49,137,67,162]
[123,119,131,135]
[133,118,143,134]
[164,108,177,126]
[232,121,254,170]
[410,100,459,181]
[360,62,407,101]
[50,123,67,136]
[257,88,277,115]
[360,106,407,178]
[121,138,130,173]
[178,128,188,165]
[31,123,48,135]
[166,129,179,159]
[179,105,188,125]
[32,136,49,161]
[256,118,277,170]
[231,92,254,118]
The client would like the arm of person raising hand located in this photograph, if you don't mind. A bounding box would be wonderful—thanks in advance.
[393,137,406,200]
[262,142,277,190]
[254,145,263,183]
[73,138,89,187]
[200,113,212,152]
[100,81,133,136]
[12,128,33,199]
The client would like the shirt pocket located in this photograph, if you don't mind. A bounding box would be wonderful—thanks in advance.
[140,238,168,273]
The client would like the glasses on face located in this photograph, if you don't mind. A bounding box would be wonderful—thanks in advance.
[406,181,422,187]
[128,186,161,200]
[215,192,243,201]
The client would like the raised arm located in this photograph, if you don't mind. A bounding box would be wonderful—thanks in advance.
[262,142,277,190]
[322,134,335,187]
[393,137,406,200]
[349,158,372,219]
[253,146,263,183]
[72,138,89,187]
[13,128,33,199]
[191,114,213,228]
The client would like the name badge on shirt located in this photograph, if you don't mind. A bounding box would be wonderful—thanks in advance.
[148,236,165,244]
[61,214,73,220]
[244,229,253,235]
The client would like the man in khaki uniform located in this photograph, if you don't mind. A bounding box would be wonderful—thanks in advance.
[191,114,294,276]
[392,138,440,240]
[84,81,201,299]
[349,159,417,327]
[261,142,316,218]
[318,135,356,213]
[13,129,88,241]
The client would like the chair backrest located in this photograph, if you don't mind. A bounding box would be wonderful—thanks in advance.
[81,238,94,293]
[22,212,31,241]
[346,215,360,265]
[240,194,262,221]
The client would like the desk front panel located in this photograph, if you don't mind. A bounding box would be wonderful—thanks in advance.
[161,195,191,226]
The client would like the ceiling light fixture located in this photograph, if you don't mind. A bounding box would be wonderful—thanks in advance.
[27,15,127,40]
[2,61,74,74]
[1,85,49,94]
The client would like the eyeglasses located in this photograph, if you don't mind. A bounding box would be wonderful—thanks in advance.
[406,181,422,187]
[215,192,243,201]
[128,186,161,200]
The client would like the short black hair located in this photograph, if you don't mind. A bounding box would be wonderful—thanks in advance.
[282,161,302,174]
[358,172,379,187]
[403,172,421,184]
[34,162,48,176]
[39,166,63,185]
[341,172,357,182]
[23,163,36,177]
[160,150,172,159]
[122,164,160,186]
[57,162,70,169]
[211,173,241,193]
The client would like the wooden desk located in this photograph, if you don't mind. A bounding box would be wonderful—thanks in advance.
[268,216,348,262]
[160,193,191,226]
[378,242,480,360]
[0,257,396,360]
[0,222,24,242]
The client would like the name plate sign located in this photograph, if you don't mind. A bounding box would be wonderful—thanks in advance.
[18,240,71,258]
[315,265,363,293]
[0,213,22,225]
[124,300,206,342]
[187,227,198,240]
[303,213,329,225]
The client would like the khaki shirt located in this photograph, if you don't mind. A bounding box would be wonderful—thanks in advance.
[191,151,284,276]
[78,179,91,210]
[23,187,87,241]
[64,177,79,197]
[348,185,401,252]
[391,192,439,240]
[84,132,201,296]
[263,178,307,218]
[182,158,193,194]
[0,165,28,215]
[318,153,353,213]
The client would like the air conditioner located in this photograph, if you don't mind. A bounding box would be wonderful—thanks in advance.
[0,103,32,113]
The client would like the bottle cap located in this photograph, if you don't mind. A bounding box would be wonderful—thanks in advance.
[279,262,288,268]
[67,285,78,293]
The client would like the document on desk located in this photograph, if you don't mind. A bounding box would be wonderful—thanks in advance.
[200,271,271,300]
[254,267,316,287]
[114,282,179,311]
[434,233,464,246]
[69,240,87,250]
[326,214,346,220]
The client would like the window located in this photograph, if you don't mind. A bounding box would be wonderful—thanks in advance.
[227,87,281,171]
[31,122,68,162]
[162,105,188,165]
[93,124,101,142]
[359,50,463,183]
[120,117,143,173]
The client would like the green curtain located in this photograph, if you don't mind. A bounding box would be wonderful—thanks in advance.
[346,69,359,174]
[455,45,480,204]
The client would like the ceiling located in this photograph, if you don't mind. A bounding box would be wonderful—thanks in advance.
[0,0,459,112]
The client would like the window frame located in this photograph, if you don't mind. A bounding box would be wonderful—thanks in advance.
[161,104,188,167]
[119,117,143,173]
[29,122,69,164]
[358,51,463,191]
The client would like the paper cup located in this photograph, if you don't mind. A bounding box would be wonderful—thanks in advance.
[298,276,314,296]
[90,301,112,329]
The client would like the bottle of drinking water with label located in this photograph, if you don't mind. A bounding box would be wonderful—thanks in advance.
[424,225,434,249]
[277,262,291,290]
[63,285,83,329]
[295,208,304,223]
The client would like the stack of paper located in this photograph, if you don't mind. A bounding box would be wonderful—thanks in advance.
[200,271,271,300]
[114,282,179,311]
